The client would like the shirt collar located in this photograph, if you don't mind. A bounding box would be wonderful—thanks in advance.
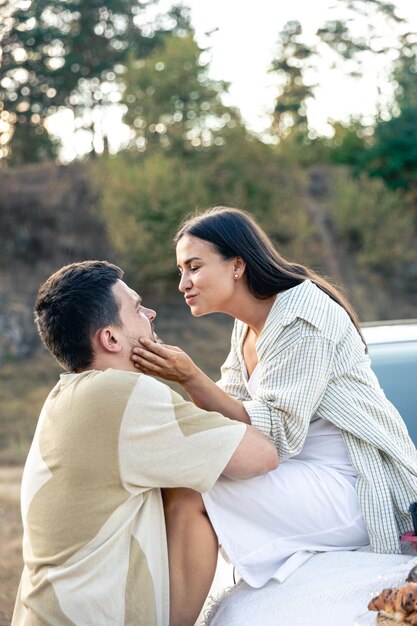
[236,280,329,358]
[253,280,327,356]
[273,279,327,331]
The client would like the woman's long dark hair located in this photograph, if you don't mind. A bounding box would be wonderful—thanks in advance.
[175,206,366,348]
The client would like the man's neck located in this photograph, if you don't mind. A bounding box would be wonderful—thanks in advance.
[89,355,136,373]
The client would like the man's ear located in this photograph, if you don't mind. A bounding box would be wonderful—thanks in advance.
[96,327,122,353]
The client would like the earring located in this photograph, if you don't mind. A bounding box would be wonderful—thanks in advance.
[234,274,238,278]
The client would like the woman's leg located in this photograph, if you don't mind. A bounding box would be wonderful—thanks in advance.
[202,460,369,588]
[162,487,218,626]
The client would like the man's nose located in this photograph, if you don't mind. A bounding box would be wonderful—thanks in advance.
[144,307,156,321]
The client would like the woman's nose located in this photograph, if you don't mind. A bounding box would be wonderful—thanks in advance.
[178,272,191,293]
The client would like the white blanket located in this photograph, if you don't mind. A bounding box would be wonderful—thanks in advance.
[204,551,417,626]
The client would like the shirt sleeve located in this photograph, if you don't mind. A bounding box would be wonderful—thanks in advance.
[217,323,251,401]
[119,375,246,493]
[243,332,335,460]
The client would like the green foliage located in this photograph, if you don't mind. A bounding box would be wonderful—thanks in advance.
[327,169,417,283]
[95,130,315,287]
[121,32,239,154]
[359,108,417,191]
[309,120,369,167]
[270,21,316,142]
[96,151,209,285]
[310,42,417,190]
[316,0,405,65]
[6,119,59,167]
[317,18,368,62]
[198,129,316,263]
[357,51,417,193]
[394,49,417,110]
[269,1,409,148]
[0,0,186,162]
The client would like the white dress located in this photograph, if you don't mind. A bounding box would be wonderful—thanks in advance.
[202,364,370,588]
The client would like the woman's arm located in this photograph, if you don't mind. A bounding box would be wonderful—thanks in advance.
[131,339,251,424]
[133,327,336,459]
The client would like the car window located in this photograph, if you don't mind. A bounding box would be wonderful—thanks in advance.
[368,341,417,446]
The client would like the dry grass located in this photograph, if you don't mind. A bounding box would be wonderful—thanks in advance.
[0,467,23,626]
[0,352,62,465]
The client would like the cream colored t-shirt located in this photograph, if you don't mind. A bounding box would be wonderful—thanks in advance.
[12,369,245,626]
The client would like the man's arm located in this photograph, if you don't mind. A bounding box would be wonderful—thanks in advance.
[222,424,278,479]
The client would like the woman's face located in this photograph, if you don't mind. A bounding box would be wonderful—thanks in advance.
[176,234,239,316]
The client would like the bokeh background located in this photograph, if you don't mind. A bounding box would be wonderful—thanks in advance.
[1,0,417,622]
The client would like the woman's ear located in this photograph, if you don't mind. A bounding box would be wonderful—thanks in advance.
[233,256,246,277]
[96,327,122,353]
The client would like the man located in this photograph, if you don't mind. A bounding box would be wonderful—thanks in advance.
[12,260,277,626]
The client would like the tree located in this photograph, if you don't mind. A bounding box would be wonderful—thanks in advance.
[308,119,369,166]
[95,151,210,285]
[267,0,413,158]
[316,0,405,68]
[0,0,186,163]
[360,106,417,191]
[355,39,417,193]
[327,169,417,284]
[270,21,316,143]
[120,31,241,155]
[95,121,318,287]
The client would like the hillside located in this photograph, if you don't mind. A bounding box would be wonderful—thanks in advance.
[1,160,416,363]
[1,159,416,463]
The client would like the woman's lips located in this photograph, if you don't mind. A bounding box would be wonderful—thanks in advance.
[185,294,197,304]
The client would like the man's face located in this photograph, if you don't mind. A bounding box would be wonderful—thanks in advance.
[112,280,157,348]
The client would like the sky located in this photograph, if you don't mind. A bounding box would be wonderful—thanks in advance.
[186,0,417,134]
[51,0,417,160]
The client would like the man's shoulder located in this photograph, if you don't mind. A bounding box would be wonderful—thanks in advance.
[59,369,168,403]
[101,369,170,393]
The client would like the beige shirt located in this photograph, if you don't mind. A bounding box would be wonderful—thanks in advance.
[218,279,417,554]
[12,369,245,626]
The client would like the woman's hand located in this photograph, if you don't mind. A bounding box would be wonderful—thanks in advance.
[132,339,251,424]
[131,339,198,384]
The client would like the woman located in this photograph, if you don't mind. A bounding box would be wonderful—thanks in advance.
[132,206,417,590]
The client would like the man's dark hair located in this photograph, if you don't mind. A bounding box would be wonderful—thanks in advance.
[34,260,124,371]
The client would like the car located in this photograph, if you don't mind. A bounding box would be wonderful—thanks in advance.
[363,319,417,446]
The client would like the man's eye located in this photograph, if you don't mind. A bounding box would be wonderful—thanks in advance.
[189,266,199,272]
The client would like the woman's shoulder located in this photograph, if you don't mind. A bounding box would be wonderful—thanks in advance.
[271,280,350,341]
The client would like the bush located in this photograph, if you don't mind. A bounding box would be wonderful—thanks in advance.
[95,137,315,288]
[95,152,210,287]
[327,169,417,285]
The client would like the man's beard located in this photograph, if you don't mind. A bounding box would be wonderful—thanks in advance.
[125,324,163,347]
[150,321,163,344]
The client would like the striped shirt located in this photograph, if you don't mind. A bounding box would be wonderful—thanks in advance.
[218,279,417,554]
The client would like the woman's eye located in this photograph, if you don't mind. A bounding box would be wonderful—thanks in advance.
[177,266,200,276]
